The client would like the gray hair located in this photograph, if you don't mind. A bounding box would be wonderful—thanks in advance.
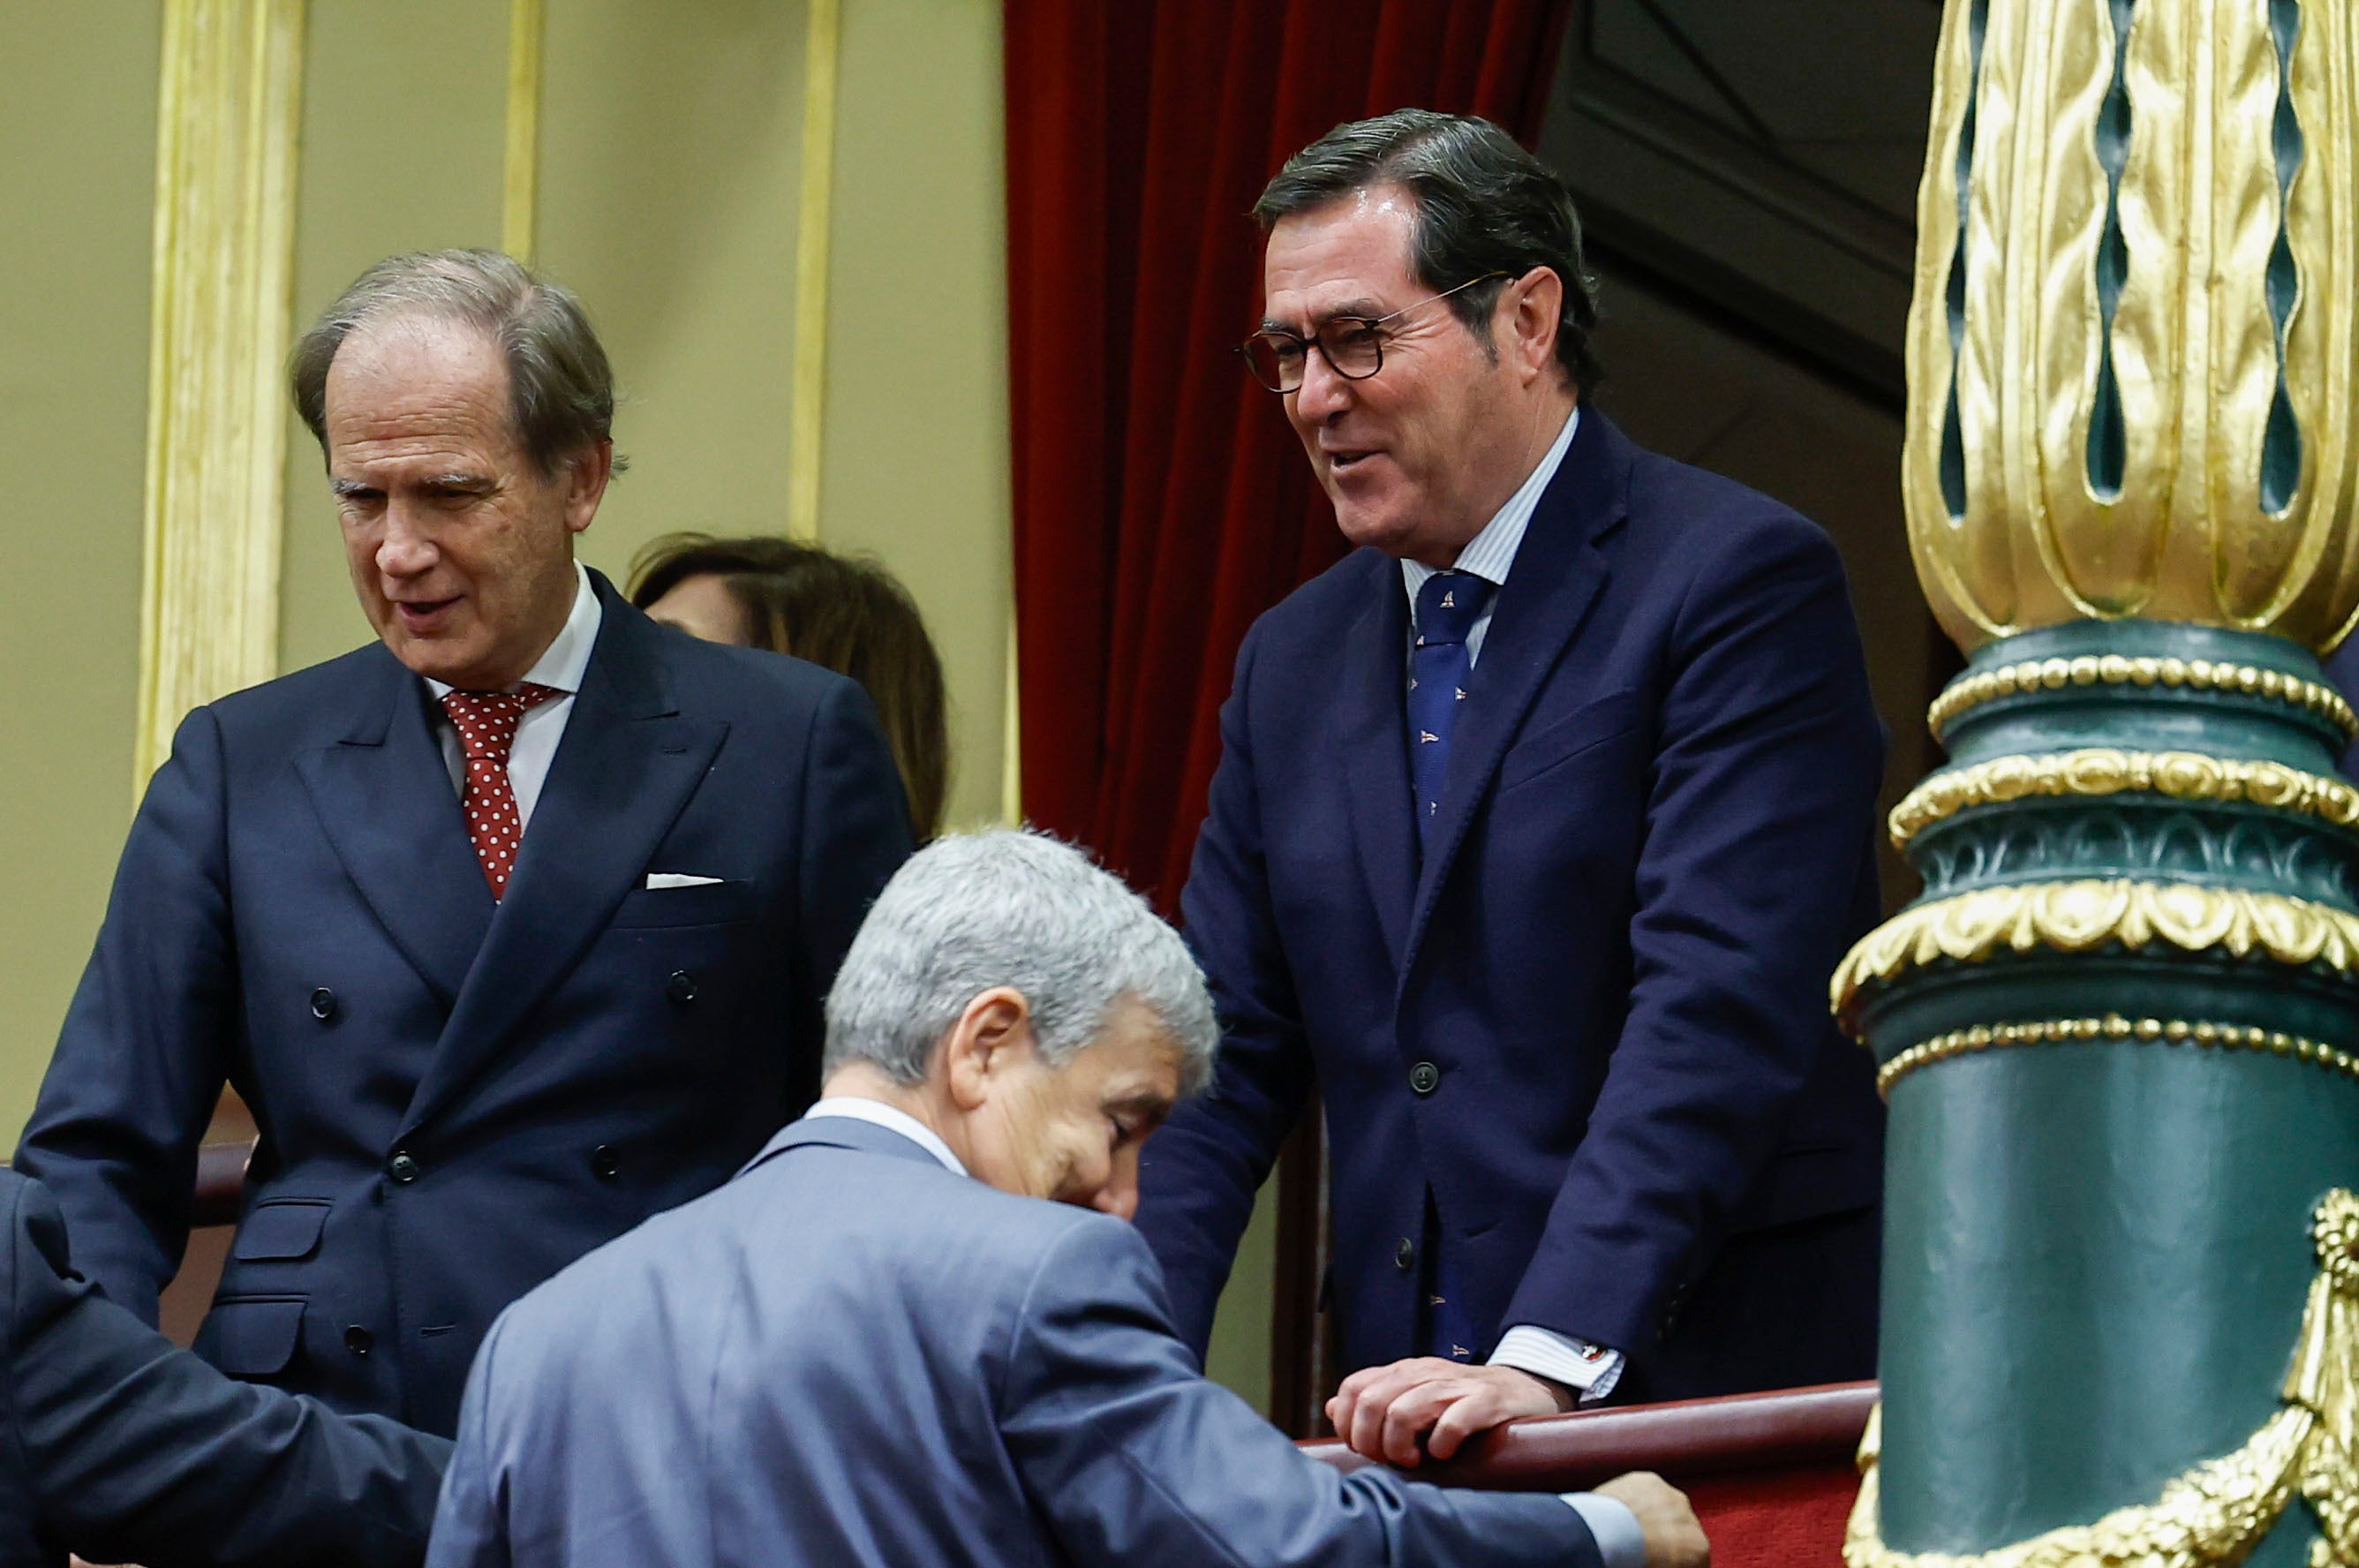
[289,248,627,477]
[1255,109,1603,393]
[823,830,1219,1095]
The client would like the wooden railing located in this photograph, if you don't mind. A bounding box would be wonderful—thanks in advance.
[191,1140,252,1228]
[1303,1381,1875,1567]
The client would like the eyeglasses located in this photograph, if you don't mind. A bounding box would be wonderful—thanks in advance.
[1236,273,1509,393]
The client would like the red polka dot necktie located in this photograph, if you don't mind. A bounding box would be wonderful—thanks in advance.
[440,684,562,900]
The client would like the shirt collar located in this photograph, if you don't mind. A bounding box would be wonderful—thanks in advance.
[802,1096,968,1177]
[425,561,602,700]
[1401,403,1579,607]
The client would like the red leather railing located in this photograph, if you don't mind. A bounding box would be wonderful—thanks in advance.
[1303,1381,1875,1567]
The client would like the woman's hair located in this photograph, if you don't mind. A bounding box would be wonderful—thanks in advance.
[629,533,950,841]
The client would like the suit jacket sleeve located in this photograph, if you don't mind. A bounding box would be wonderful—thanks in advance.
[1505,510,1884,1356]
[999,1215,1595,1568]
[15,706,243,1323]
[421,1314,509,1568]
[788,677,916,1077]
[1134,623,1320,1353]
[2,1175,450,1567]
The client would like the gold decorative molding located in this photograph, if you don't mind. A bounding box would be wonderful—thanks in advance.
[1890,750,2359,848]
[1845,1190,2359,1567]
[785,0,841,542]
[501,0,544,262]
[1877,1014,2359,1099]
[1831,881,2359,1023]
[1903,0,2359,655]
[136,0,306,782]
[1926,655,2358,743]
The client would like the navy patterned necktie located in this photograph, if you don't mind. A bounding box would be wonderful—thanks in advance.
[1408,570,1496,849]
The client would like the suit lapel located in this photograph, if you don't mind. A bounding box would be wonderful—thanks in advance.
[1337,559,1418,969]
[1402,410,1632,971]
[295,650,492,1011]
[401,584,727,1135]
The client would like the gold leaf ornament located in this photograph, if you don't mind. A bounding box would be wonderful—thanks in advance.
[1831,883,2359,1022]
[1845,1192,2359,1567]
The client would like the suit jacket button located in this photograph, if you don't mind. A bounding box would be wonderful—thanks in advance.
[343,1325,373,1356]
[1408,1060,1441,1096]
[591,1145,621,1180]
[1394,1236,1417,1272]
[387,1150,420,1184]
[309,987,338,1021]
[665,969,698,1004]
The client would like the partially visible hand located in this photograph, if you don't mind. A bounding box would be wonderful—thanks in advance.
[1323,1358,1574,1466]
[1594,1472,1709,1568]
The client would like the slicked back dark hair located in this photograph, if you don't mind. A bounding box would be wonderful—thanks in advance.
[290,248,627,478]
[1255,109,1602,393]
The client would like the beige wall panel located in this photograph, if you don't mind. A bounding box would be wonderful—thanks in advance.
[0,3,162,1136]
[820,0,1009,832]
[535,1,805,597]
[277,0,509,673]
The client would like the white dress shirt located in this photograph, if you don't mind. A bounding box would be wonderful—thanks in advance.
[801,1093,1641,1566]
[426,562,602,830]
[1396,404,1626,1407]
[804,1097,968,1177]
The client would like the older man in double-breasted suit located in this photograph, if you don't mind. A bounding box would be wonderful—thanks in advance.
[16,250,910,1436]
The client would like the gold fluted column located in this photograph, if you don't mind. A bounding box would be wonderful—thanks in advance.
[1850,2,2359,1563]
[135,0,305,781]
[1904,0,2359,652]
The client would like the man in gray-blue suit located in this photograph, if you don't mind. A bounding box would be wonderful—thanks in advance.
[428,831,1707,1567]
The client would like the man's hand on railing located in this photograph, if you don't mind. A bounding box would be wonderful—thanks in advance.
[1324,1357,1576,1466]
[1594,1472,1710,1568]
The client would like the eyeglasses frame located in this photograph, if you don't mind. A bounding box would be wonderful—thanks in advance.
[1235,270,1513,393]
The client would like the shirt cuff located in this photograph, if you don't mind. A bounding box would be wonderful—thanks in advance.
[1491,1324,1624,1405]
[1562,1493,1646,1568]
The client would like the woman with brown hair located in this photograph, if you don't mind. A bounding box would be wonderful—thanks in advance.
[630,533,949,841]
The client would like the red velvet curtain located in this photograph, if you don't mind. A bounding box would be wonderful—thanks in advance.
[1006,0,1576,910]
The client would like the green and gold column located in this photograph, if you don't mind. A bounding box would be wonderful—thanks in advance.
[1841,3,2359,1564]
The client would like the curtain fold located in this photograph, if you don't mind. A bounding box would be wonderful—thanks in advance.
[1006,0,1575,908]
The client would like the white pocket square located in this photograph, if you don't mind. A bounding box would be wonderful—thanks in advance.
[644,873,724,890]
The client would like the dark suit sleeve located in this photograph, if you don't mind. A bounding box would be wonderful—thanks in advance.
[999,1216,1594,1568]
[15,707,242,1323]
[788,676,915,1073]
[1133,624,1320,1353]
[0,1177,449,1567]
[1504,512,1885,1356]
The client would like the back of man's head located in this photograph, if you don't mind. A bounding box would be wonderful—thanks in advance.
[823,829,1218,1093]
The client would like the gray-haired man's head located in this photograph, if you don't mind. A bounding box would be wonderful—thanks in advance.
[822,830,1218,1217]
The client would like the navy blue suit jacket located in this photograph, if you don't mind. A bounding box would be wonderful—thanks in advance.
[0,1170,447,1568]
[16,572,911,1436]
[1135,411,1888,1398]
[431,1115,1596,1568]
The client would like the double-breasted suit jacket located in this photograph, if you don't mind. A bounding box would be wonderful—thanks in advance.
[1136,411,1890,1400]
[17,571,912,1435]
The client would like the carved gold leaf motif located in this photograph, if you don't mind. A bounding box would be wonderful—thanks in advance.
[1830,881,2359,1022]
[1845,1192,2359,1566]
[1903,0,2359,654]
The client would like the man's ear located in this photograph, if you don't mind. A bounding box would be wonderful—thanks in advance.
[941,987,1034,1112]
[1503,267,1564,384]
[561,440,614,535]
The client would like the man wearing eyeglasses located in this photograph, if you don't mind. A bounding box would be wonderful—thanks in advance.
[1134,109,1888,1463]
